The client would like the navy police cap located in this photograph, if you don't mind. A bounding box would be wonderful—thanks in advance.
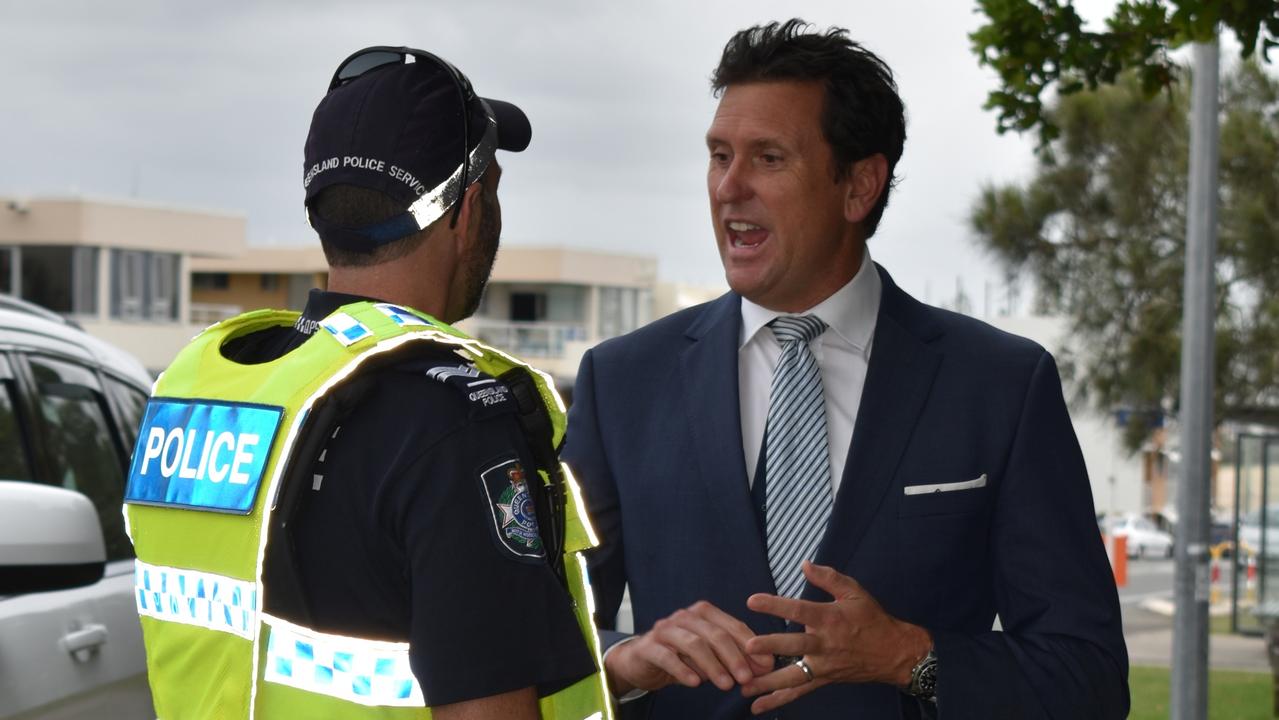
[303,47,531,252]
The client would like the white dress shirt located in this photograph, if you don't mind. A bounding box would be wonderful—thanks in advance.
[738,249,881,493]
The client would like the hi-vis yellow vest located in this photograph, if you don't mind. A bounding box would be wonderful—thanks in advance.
[123,301,612,720]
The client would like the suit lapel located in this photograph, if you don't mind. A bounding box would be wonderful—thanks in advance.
[679,294,777,596]
[810,268,943,583]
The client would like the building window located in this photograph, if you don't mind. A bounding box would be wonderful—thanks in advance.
[192,273,230,290]
[20,246,97,315]
[73,248,98,314]
[149,253,178,320]
[598,286,652,339]
[111,249,179,321]
[546,285,587,324]
[0,247,14,295]
[112,250,146,319]
[510,292,546,322]
[260,274,280,291]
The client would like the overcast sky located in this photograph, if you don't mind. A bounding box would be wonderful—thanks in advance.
[2,0,1127,312]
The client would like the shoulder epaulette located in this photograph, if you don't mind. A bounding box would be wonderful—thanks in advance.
[419,360,517,415]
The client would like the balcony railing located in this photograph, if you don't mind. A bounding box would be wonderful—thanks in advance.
[464,319,589,358]
[190,302,243,325]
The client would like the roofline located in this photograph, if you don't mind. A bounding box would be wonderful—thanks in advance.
[1,194,243,220]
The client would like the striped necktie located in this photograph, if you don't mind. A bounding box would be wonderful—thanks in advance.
[764,314,833,599]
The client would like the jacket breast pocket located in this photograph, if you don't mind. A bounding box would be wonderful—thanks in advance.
[897,474,990,517]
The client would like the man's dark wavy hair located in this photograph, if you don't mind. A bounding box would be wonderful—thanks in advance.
[711,19,906,238]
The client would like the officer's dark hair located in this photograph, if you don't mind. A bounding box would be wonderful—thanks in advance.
[312,168,498,268]
[711,19,906,239]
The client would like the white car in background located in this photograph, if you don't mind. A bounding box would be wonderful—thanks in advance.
[0,297,154,719]
[1107,513,1175,559]
[1239,506,1279,557]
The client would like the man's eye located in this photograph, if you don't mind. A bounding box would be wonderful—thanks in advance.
[710,151,730,163]
[760,153,782,165]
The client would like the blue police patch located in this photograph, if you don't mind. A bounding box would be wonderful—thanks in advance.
[479,458,545,561]
[373,303,429,327]
[124,398,284,514]
[320,313,372,347]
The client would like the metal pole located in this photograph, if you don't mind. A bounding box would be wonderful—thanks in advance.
[1171,39,1220,720]
[1232,435,1244,634]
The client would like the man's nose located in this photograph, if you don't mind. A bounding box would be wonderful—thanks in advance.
[713,160,752,204]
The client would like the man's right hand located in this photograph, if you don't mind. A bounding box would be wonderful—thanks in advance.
[604,600,774,695]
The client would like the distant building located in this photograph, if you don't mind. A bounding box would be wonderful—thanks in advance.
[1,195,724,386]
[0,195,244,369]
[189,246,328,326]
[458,246,658,382]
[653,281,728,320]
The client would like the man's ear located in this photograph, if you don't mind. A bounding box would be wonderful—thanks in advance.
[451,181,486,249]
[843,154,889,224]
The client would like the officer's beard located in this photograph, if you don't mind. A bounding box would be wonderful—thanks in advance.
[458,184,500,321]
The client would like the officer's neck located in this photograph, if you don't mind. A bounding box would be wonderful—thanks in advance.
[326,234,460,323]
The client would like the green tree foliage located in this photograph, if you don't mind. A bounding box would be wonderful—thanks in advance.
[970,64,1279,447]
[972,0,1279,146]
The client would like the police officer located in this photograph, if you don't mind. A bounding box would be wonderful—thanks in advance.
[123,46,610,720]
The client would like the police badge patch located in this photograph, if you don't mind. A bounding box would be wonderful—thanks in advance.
[479,457,545,561]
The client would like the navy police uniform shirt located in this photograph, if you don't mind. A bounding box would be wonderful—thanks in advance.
[222,290,595,706]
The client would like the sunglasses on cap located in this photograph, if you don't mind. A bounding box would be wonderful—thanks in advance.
[328,46,477,229]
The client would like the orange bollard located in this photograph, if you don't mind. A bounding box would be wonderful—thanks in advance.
[1111,535,1128,588]
[1247,553,1259,603]
[1210,551,1222,605]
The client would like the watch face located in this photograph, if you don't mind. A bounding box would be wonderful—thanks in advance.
[920,663,937,695]
[910,653,938,698]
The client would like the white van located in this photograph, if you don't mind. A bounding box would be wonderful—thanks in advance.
[0,297,154,719]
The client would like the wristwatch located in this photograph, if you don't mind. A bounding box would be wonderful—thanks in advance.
[905,649,938,700]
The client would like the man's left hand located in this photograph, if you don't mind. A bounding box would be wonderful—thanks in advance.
[740,561,932,715]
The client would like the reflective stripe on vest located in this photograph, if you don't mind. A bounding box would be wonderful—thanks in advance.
[134,560,257,639]
[262,613,425,708]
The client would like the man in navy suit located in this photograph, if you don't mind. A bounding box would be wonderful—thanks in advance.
[564,19,1129,719]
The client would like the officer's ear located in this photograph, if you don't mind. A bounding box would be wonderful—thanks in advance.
[451,181,485,243]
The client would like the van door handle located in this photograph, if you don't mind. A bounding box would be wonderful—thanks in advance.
[60,623,108,662]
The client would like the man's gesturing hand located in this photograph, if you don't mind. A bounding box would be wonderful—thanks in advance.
[604,600,774,696]
[740,561,932,715]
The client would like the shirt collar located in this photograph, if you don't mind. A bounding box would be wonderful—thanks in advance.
[739,247,882,356]
[296,289,387,336]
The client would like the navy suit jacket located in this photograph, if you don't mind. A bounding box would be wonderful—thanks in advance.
[563,266,1129,719]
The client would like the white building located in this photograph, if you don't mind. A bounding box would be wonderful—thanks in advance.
[988,314,1145,516]
[0,196,245,369]
[458,246,658,382]
[1,196,703,386]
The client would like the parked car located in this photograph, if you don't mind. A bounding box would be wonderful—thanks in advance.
[1239,506,1279,557]
[1107,513,1175,559]
[0,297,154,718]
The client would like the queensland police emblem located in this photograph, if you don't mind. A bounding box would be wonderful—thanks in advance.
[480,458,544,560]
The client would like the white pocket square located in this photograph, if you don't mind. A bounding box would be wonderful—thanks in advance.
[903,474,988,496]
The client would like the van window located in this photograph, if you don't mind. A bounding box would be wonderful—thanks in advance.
[106,376,148,451]
[27,356,131,561]
[0,380,32,481]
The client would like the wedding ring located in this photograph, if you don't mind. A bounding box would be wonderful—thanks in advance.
[794,657,814,682]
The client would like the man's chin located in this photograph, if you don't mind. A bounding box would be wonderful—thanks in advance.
[725,271,765,303]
